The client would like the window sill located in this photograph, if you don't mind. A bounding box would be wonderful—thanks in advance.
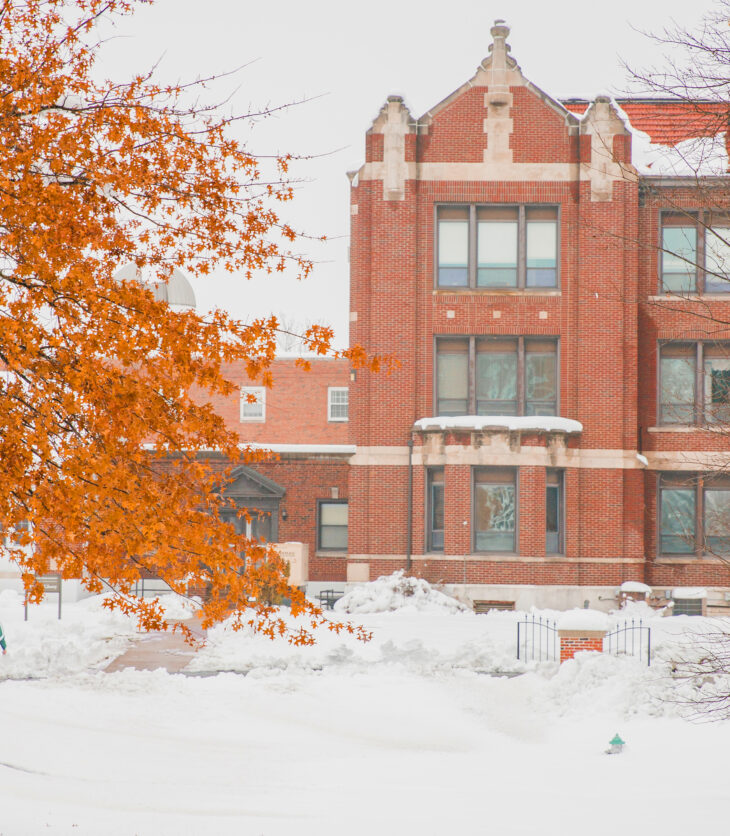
[315,551,348,558]
[434,288,560,297]
[647,425,724,433]
[647,294,730,302]
[327,418,349,423]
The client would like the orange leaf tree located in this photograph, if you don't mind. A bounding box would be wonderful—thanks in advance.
[0,0,375,642]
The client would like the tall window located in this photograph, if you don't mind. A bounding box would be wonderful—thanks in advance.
[318,501,348,551]
[661,213,730,293]
[474,468,516,552]
[437,205,558,289]
[240,386,265,422]
[658,342,730,425]
[437,207,469,286]
[427,468,444,552]
[328,387,349,421]
[436,336,558,416]
[659,473,730,556]
[546,470,564,554]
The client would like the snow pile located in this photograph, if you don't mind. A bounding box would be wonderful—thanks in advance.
[0,589,139,679]
[333,571,469,615]
[414,415,582,434]
[557,608,609,631]
[158,592,200,621]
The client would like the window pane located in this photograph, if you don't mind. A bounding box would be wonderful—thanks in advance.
[660,349,696,424]
[662,226,697,292]
[251,512,271,543]
[319,502,348,550]
[329,388,349,420]
[660,487,696,554]
[526,221,557,287]
[321,503,348,526]
[429,472,444,552]
[705,489,730,555]
[475,472,516,552]
[476,342,517,414]
[525,345,557,416]
[437,342,468,414]
[705,228,730,292]
[320,526,348,550]
[241,387,265,420]
[438,219,468,287]
[477,221,518,287]
[545,485,561,554]
[704,350,730,423]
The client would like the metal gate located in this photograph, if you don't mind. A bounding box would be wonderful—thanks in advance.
[516,615,558,662]
[603,619,652,666]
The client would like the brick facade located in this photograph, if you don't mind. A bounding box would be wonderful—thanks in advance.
[200,22,730,611]
[341,21,730,609]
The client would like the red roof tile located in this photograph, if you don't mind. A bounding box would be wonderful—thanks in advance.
[561,99,727,147]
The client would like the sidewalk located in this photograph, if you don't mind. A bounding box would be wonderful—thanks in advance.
[104,618,205,674]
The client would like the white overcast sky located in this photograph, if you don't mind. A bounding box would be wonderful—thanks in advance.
[97,0,717,347]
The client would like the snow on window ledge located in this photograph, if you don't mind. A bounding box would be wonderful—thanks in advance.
[671,587,708,600]
[413,415,583,434]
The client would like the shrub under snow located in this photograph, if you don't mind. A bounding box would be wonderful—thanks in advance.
[333,571,469,615]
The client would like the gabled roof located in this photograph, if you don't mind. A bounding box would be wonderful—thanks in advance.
[221,465,285,500]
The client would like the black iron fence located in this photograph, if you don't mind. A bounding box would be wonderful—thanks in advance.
[603,618,652,666]
[517,615,558,662]
[516,615,652,665]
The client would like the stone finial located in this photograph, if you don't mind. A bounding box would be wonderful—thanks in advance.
[489,19,511,64]
[485,20,514,107]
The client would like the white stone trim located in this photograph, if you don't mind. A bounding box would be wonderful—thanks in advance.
[348,554,644,564]
[643,451,730,469]
[359,160,582,183]
[351,445,654,469]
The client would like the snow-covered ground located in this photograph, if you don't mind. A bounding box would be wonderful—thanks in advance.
[1,578,730,835]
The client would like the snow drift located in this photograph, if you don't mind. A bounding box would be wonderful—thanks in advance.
[333,571,470,615]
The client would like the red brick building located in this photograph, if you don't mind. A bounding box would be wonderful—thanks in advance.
[208,356,353,584]
[197,22,730,612]
[336,21,730,611]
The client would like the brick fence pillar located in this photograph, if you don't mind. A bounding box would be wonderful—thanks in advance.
[556,609,610,663]
[558,629,607,663]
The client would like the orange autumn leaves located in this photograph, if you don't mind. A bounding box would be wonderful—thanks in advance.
[0,0,377,643]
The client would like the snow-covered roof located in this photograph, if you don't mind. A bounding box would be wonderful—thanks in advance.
[413,416,583,434]
[250,444,355,455]
[563,97,729,177]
